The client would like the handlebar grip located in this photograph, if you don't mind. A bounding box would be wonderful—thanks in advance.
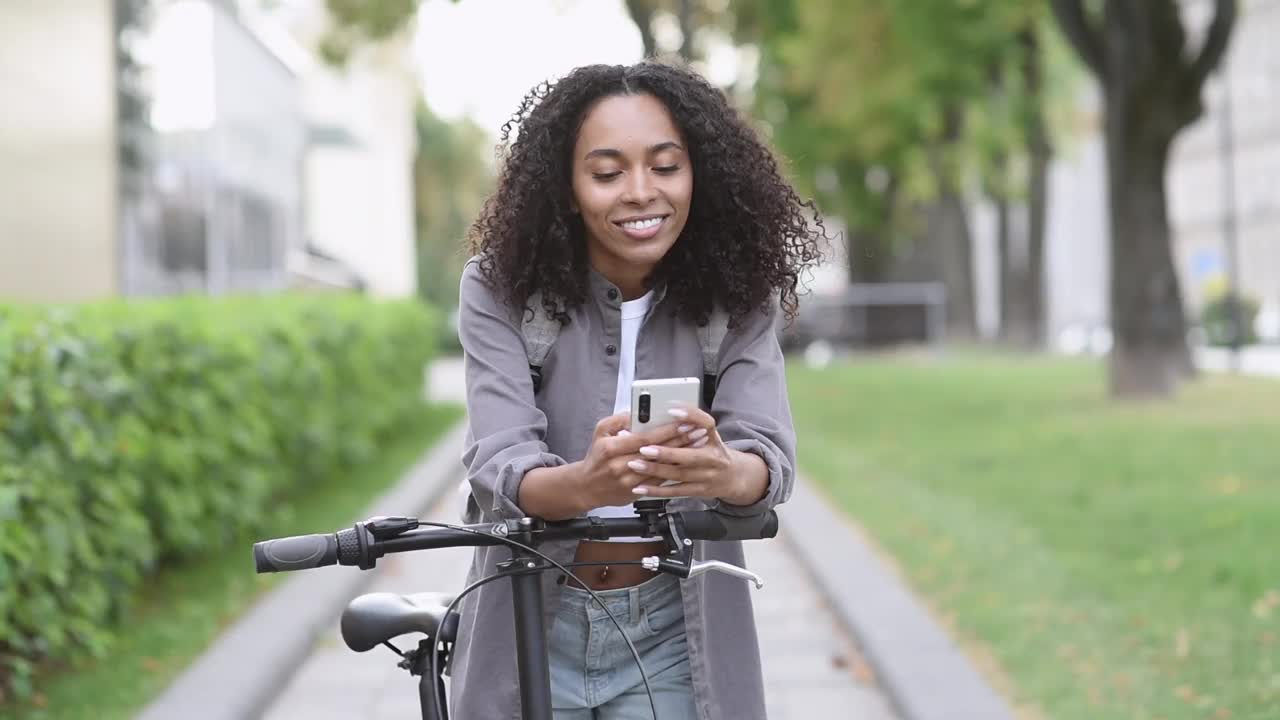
[254,533,339,573]
[681,511,779,541]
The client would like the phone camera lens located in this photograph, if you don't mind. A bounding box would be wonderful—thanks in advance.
[638,393,650,423]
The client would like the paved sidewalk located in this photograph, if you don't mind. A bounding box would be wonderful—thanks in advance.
[261,487,897,720]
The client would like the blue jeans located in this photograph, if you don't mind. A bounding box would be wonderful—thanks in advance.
[549,573,698,719]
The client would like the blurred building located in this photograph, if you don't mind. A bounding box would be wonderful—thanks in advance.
[141,0,307,295]
[249,0,420,299]
[0,0,418,303]
[1168,0,1280,339]
[1,1,137,301]
[1031,0,1280,349]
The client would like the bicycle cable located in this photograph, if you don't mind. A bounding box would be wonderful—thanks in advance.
[419,520,660,720]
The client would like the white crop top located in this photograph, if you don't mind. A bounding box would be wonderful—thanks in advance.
[592,290,654,542]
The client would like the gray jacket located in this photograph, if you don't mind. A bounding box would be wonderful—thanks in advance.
[450,258,797,719]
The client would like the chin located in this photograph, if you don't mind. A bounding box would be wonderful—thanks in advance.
[619,241,676,267]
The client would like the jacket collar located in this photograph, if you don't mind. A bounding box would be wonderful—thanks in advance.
[586,265,669,308]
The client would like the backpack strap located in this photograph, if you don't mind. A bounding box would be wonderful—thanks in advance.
[696,307,730,408]
[523,293,729,404]
[521,290,561,394]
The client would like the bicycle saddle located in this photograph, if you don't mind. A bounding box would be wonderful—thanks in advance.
[340,591,458,653]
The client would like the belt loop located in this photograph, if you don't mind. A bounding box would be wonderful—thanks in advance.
[629,586,641,625]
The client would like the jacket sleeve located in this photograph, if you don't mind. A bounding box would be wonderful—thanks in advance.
[710,298,797,517]
[457,260,567,520]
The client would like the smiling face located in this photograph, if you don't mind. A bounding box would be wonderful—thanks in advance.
[570,92,693,299]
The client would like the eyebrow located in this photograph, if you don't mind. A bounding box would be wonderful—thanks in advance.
[583,141,684,161]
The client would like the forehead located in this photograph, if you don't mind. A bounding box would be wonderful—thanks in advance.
[573,93,684,154]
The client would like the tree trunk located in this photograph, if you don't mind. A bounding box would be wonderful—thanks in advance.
[847,173,899,284]
[1022,25,1050,349]
[994,190,1018,343]
[1103,111,1191,397]
[624,0,657,58]
[1050,0,1238,399]
[929,107,977,341]
[677,0,693,60]
[848,229,893,283]
[929,191,977,341]
[1025,150,1049,349]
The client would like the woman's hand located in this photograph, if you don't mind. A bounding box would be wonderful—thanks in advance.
[623,405,769,506]
[575,412,691,509]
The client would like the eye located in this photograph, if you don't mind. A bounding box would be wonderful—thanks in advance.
[654,165,681,174]
[592,171,621,181]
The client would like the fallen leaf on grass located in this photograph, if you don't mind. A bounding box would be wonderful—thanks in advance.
[1210,475,1243,495]
[1251,589,1280,620]
[1175,628,1191,658]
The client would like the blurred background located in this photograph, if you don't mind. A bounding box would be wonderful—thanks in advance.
[1,1,1277,719]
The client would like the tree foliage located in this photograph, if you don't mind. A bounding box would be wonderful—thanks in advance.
[412,102,493,309]
[318,0,437,64]
[740,0,1064,340]
[745,1,1046,241]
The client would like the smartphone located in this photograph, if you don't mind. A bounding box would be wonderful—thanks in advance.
[630,377,701,433]
[631,377,701,495]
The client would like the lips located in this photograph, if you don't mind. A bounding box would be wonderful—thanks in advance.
[614,214,669,240]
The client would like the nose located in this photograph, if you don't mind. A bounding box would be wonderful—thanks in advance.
[621,171,658,205]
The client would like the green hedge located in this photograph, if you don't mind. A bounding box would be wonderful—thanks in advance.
[0,294,438,700]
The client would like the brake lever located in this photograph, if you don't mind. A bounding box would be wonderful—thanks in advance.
[640,557,764,589]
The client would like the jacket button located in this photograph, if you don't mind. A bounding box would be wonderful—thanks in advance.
[607,288,619,301]
[605,344,618,356]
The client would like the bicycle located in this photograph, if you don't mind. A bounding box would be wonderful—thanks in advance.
[253,498,778,720]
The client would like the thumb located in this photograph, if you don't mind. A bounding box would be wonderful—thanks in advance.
[593,411,631,439]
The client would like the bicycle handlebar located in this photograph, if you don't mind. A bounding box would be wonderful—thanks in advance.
[681,511,778,541]
[253,509,779,575]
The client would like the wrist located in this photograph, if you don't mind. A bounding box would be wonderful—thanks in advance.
[722,450,768,506]
[567,461,594,515]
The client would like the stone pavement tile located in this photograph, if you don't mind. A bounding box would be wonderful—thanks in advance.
[768,685,898,720]
[746,533,897,718]
[262,501,472,720]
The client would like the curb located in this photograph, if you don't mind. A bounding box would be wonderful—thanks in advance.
[778,474,1016,720]
[136,419,469,720]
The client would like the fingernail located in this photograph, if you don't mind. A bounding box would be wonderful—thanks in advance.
[617,429,631,437]
[668,408,688,419]
[632,486,649,495]
[677,424,693,433]
[692,437,709,448]
[639,446,660,458]
[627,459,647,471]
[687,428,708,441]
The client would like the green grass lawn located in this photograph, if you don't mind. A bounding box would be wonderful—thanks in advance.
[788,354,1279,720]
[6,403,463,720]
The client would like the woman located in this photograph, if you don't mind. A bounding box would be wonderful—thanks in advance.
[452,60,826,719]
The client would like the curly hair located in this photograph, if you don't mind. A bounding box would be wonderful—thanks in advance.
[467,60,828,327]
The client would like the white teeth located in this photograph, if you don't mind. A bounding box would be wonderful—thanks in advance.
[621,217,662,231]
